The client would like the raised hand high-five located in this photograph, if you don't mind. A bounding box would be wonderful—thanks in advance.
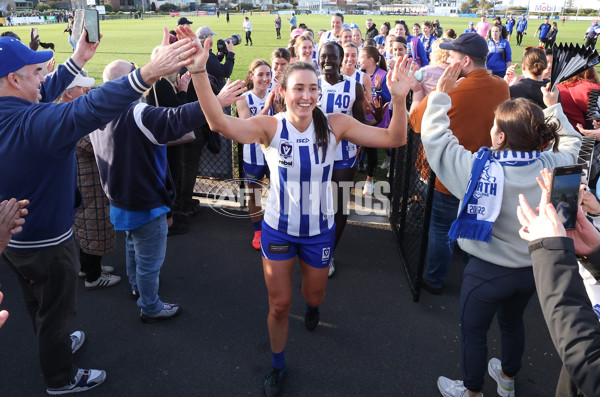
[139,27,197,86]
[386,54,417,100]
[175,25,211,74]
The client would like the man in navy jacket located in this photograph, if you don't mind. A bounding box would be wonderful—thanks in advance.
[0,30,196,395]
[90,60,243,325]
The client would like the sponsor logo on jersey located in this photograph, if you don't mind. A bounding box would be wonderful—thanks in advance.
[279,140,293,167]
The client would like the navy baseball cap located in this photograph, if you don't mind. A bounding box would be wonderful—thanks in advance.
[439,33,488,59]
[178,17,193,25]
[0,37,53,78]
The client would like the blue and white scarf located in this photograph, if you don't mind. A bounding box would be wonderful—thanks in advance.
[448,147,541,243]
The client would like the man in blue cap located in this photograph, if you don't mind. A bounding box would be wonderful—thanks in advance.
[464,21,476,34]
[0,29,196,395]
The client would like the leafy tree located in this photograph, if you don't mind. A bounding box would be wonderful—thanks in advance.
[35,3,50,11]
[460,0,479,13]
[150,2,156,11]
[159,2,178,11]
[103,3,114,12]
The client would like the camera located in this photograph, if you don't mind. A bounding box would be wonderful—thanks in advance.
[217,34,241,54]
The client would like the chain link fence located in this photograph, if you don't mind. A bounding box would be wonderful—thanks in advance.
[389,126,435,302]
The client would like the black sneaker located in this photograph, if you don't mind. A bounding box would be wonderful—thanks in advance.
[304,307,320,331]
[46,368,106,395]
[140,303,181,323]
[263,367,287,397]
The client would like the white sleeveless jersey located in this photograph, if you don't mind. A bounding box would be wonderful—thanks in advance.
[318,76,358,162]
[242,91,268,166]
[344,69,365,89]
[262,112,336,237]
[321,30,339,44]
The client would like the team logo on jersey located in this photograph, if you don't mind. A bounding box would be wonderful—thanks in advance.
[279,140,293,167]
[322,247,331,262]
[250,107,257,116]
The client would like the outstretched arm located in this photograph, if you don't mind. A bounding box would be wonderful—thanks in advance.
[177,25,275,146]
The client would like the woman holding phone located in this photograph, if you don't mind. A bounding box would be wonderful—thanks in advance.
[176,25,411,397]
[422,62,581,397]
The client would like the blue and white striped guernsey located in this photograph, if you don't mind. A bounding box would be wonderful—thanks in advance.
[243,91,268,166]
[263,112,336,237]
[344,69,365,89]
[318,76,357,162]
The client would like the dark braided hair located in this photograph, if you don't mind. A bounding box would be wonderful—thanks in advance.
[280,61,331,158]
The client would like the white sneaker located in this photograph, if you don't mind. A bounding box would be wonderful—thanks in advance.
[70,331,85,354]
[381,159,391,170]
[437,376,482,397]
[488,358,515,397]
[328,259,335,278]
[79,265,114,278]
[84,273,121,289]
[46,368,106,395]
[362,180,374,196]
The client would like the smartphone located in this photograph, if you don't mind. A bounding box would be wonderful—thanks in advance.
[84,9,100,43]
[73,9,100,43]
[550,165,582,230]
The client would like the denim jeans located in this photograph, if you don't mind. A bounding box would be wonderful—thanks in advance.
[459,257,535,392]
[125,214,167,315]
[424,190,460,288]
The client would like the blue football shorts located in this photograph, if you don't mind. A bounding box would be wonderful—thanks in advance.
[260,222,335,269]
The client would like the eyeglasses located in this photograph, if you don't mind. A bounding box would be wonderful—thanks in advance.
[524,46,544,51]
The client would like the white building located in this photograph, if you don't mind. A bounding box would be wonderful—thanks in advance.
[433,0,463,15]
[297,0,336,11]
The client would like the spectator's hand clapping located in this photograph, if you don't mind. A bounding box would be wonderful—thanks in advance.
[581,189,600,215]
[0,291,8,329]
[176,71,191,93]
[387,55,416,100]
[141,27,196,85]
[371,96,388,125]
[176,25,210,74]
[46,58,56,74]
[517,191,565,241]
[576,123,600,140]
[0,198,29,253]
[217,79,246,108]
[436,60,462,94]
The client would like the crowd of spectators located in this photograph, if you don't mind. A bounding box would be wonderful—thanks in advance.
[1,13,600,397]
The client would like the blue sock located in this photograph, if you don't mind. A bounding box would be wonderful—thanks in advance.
[272,350,285,370]
[306,303,319,313]
[252,221,262,232]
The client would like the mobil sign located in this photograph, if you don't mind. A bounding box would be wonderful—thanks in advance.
[529,0,562,12]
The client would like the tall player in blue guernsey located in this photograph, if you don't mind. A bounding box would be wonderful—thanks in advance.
[318,42,383,277]
[236,59,273,250]
[180,23,413,397]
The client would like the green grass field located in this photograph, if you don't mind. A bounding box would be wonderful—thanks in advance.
[1,14,598,82]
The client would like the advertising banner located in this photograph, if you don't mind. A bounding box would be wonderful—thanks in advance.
[529,0,562,13]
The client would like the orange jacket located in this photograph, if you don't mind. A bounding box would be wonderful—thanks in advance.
[409,69,510,195]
